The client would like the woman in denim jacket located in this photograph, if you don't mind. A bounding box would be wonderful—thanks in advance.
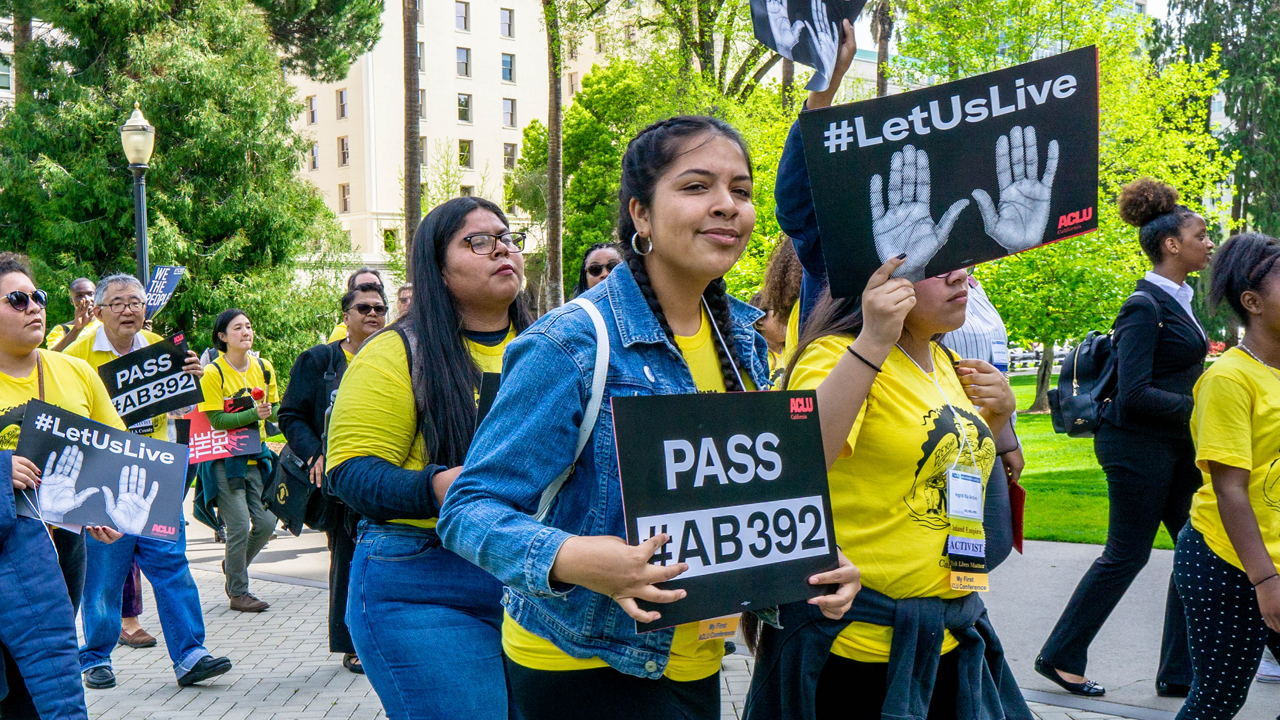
[439,116,862,719]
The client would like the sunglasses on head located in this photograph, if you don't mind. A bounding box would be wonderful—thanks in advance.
[350,303,388,317]
[586,261,620,278]
[3,289,48,312]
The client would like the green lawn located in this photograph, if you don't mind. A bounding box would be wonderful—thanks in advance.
[1011,374,1175,549]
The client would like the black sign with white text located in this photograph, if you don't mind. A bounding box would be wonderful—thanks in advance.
[15,400,189,540]
[97,334,204,427]
[613,391,837,630]
[799,46,1100,296]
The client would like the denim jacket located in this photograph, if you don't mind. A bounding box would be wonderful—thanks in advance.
[438,263,771,679]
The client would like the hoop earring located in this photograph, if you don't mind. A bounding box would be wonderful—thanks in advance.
[630,232,652,256]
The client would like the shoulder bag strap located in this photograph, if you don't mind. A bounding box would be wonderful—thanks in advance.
[1131,289,1164,328]
[534,298,609,523]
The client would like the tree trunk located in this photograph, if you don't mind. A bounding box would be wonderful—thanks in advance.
[781,59,794,110]
[404,0,422,245]
[1029,341,1055,413]
[13,3,31,101]
[875,1,892,97]
[543,0,565,309]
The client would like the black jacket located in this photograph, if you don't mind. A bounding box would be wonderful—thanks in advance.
[279,341,348,463]
[1102,278,1208,438]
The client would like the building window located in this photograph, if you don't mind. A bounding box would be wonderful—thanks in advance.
[457,93,472,122]
[383,229,399,253]
[568,72,579,97]
[596,31,605,53]
[457,48,471,77]
[336,89,348,119]
[502,98,517,127]
[419,89,426,117]
[567,41,578,61]
[460,185,474,197]
[338,136,350,166]
[500,8,515,37]
[418,42,425,72]
[338,184,351,213]
[0,55,10,90]
[456,1,470,30]
[459,140,473,168]
[504,143,518,170]
[501,53,515,82]
[419,136,427,159]
[417,0,424,24]
[309,144,319,170]
[306,95,317,124]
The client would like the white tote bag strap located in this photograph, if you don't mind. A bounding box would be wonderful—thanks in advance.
[534,297,609,522]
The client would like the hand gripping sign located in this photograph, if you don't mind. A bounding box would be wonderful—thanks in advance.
[799,46,1100,295]
[614,390,837,631]
[14,400,189,540]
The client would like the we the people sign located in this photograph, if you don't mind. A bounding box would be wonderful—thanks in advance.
[799,46,1099,295]
[14,400,188,540]
[613,391,837,630]
[183,410,262,464]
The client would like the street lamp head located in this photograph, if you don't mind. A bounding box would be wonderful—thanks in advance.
[119,102,155,166]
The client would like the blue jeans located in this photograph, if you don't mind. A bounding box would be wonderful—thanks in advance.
[79,524,210,677]
[347,523,512,720]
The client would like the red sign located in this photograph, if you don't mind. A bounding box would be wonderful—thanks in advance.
[183,410,262,464]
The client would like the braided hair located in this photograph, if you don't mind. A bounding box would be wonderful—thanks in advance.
[617,116,753,392]
[1209,232,1280,326]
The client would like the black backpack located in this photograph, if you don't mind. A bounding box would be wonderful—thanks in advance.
[1048,290,1162,438]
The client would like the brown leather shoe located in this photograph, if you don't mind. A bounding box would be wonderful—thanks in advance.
[118,628,157,648]
[228,593,269,612]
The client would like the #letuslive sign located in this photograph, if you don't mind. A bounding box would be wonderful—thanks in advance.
[799,46,1100,296]
[613,391,837,630]
[97,334,205,427]
[14,400,188,541]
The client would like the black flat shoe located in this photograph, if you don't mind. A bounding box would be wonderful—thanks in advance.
[83,666,116,690]
[1156,681,1190,698]
[1035,655,1105,697]
[178,656,232,687]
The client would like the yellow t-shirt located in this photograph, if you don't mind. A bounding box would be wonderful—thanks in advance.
[779,303,801,369]
[63,327,168,440]
[197,354,281,441]
[45,318,102,351]
[0,349,127,451]
[328,323,347,343]
[1189,348,1280,574]
[788,336,997,662]
[503,311,753,681]
[326,327,514,530]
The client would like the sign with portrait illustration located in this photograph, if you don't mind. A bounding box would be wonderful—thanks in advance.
[14,400,188,540]
[750,0,867,91]
[183,409,262,465]
[799,46,1100,297]
[97,334,204,427]
[613,391,838,631]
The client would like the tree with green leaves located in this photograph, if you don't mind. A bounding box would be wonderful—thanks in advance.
[0,0,375,383]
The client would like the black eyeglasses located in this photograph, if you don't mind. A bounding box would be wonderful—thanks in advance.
[464,232,526,255]
[586,261,620,278]
[350,303,388,317]
[3,289,48,312]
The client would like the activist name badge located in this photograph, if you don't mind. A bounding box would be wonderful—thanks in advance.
[14,400,189,541]
[947,534,989,593]
[97,334,204,427]
[613,390,838,631]
[991,340,1009,374]
[946,465,984,523]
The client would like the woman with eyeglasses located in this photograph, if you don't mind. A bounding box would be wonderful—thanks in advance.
[572,242,623,297]
[279,282,388,676]
[325,196,531,719]
[0,252,124,720]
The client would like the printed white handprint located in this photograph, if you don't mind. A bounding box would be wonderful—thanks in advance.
[38,446,98,522]
[971,125,1059,252]
[801,0,839,90]
[765,0,805,59]
[102,465,159,536]
[870,144,970,282]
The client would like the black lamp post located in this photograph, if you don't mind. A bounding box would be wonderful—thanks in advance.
[120,103,155,283]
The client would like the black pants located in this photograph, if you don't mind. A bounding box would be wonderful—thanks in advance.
[504,657,720,720]
[1,528,85,719]
[327,523,357,655]
[1040,422,1197,684]
[815,651,959,720]
[985,459,1013,572]
[1174,525,1268,720]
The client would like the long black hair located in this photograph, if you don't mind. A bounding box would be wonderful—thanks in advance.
[1209,232,1280,326]
[572,242,622,298]
[393,196,533,467]
[618,115,752,392]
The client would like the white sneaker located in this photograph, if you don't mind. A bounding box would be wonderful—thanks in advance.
[1257,649,1280,684]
